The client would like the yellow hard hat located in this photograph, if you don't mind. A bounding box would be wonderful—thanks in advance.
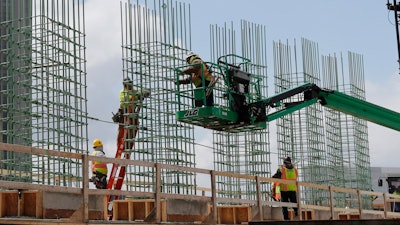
[92,139,103,148]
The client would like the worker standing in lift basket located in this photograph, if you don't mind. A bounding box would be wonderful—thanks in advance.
[90,139,108,189]
[177,51,214,107]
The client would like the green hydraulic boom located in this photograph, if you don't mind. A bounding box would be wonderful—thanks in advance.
[175,55,400,132]
[252,82,400,131]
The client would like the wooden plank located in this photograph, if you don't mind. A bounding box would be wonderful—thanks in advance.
[112,200,129,221]
[0,143,81,159]
[217,205,252,224]
[82,155,89,222]
[132,200,154,220]
[0,181,81,194]
[288,209,295,220]
[112,199,159,221]
[128,201,133,221]
[0,191,18,217]
[235,206,251,223]
[338,213,360,220]
[155,164,161,222]
[20,190,43,218]
[218,206,234,224]
[161,199,167,222]
[210,171,217,225]
[301,209,314,220]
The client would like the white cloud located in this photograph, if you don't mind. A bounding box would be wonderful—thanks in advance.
[194,129,214,170]
[84,0,122,151]
[365,73,400,167]
[85,0,121,68]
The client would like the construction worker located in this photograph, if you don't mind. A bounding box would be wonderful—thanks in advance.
[272,157,298,220]
[118,77,150,140]
[178,51,214,107]
[90,139,108,189]
[120,77,151,112]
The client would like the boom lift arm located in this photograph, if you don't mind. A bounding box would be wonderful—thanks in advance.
[251,82,400,131]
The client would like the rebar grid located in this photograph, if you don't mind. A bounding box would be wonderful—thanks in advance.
[273,38,371,208]
[0,0,86,187]
[210,20,271,201]
[120,0,196,194]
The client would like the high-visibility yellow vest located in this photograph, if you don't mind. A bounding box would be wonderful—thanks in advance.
[188,58,212,87]
[91,150,108,175]
[280,166,298,191]
[120,88,134,108]
[119,88,150,108]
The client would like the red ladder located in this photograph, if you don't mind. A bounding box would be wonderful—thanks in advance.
[106,107,141,203]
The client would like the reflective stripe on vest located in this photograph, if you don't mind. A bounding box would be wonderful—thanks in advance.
[280,166,298,191]
[91,162,108,175]
[191,64,212,87]
[91,151,108,175]
[273,181,281,200]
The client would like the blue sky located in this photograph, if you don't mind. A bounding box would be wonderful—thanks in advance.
[84,0,400,169]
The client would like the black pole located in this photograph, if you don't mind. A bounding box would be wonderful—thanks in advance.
[388,0,400,74]
[394,0,400,73]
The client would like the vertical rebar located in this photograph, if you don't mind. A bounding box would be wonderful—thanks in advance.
[0,0,87,186]
[120,0,196,194]
[210,20,270,201]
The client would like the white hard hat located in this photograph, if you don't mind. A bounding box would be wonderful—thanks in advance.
[186,51,198,61]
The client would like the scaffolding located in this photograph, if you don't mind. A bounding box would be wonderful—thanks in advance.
[273,38,371,208]
[0,0,87,186]
[119,0,196,194]
[210,21,271,201]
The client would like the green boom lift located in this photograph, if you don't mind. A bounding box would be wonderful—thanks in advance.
[175,54,400,132]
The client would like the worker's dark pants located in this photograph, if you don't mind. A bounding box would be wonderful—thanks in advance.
[194,80,214,107]
[394,202,400,212]
[91,172,107,189]
[281,191,298,220]
[195,91,213,107]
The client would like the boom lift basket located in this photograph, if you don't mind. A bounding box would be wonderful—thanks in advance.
[174,54,266,132]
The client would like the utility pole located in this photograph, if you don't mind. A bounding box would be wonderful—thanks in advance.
[387,0,400,74]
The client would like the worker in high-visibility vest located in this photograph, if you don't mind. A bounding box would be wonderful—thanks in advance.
[272,181,281,201]
[177,51,214,107]
[272,157,298,220]
[90,139,108,189]
[117,77,150,140]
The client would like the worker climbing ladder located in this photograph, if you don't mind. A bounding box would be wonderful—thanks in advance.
[107,84,150,210]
